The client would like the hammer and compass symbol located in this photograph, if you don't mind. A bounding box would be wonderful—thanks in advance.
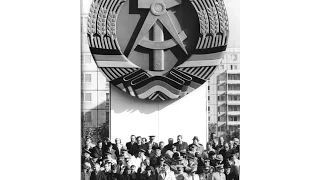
[129,0,188,71]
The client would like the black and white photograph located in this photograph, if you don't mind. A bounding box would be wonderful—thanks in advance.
[81,0,239,179]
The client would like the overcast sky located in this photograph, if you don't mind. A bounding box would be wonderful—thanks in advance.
[225,0,240,48]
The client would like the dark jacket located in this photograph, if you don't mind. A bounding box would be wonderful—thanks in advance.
[140,173,157,180]
[174,142,189,152]
[91,146,103,159]
[126,142,139,156]
[90,171,104,180]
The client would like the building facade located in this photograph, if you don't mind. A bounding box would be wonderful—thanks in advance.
[207,47,240,137]
[81,0,110,143]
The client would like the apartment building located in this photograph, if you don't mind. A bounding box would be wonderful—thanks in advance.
[207,47,240,137]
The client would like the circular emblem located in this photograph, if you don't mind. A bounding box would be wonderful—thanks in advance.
[87,0,229,100]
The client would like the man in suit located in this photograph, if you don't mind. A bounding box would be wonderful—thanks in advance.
[174,135,188,152]
[141,166,157,180]
[90,163,104,180]
[113,138,125,158]
[224,163,238,180]
[162,138,174,155]
[212,164,226,180]
[91,141,104,160]
[126,135,139,157]
[148,135,158,150]
[189,136,205,155]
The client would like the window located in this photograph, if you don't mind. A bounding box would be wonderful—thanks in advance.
[208,106,210,111]
[208,86,210,90]
[85,55,91,63]
[218,95,226,101]
[228,74,240,80]
[84,74,91,83]
[208,96,210,100]
[229,116,240,121]
[234,65,238,70]
[228,84,240,91]
[85,112,92,122]
[228,95,240,101]
[83,93,92,102]
[106,93,110,102]
[231,54,238,61]
[228,105,240,111]
[230,65,233,70]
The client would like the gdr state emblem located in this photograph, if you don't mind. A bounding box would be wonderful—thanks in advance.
[87,0,229,100]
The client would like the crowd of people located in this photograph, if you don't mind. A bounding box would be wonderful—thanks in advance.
[81,133,240,180]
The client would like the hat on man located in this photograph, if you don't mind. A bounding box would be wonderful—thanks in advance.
[192,136,199,141]
[215,164,224,170]
[139,149,146,153]
[146,166,152,171]
[215,154,223,161]
[224,164,231,169]
[176,156,184,161]
[149,135,155,138]
[92,153,99,159]
[159,157,165,161]
[190,143,198,148]
[83,149,91,154]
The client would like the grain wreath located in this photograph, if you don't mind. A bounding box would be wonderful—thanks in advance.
[87,0,229,100]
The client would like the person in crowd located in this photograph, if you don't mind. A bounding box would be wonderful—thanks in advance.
[142,137,147,145]
[119,166,133,180]
[233,138,240,154]
[82,162,92,180]
[203,142,215,159]
[150,148,161,166]
[136,149,148,169]
[148,136,159,150]
[200,163,212,180]
[105,144,117,160]
[219,143,232,165]
[90,163,104,180]
[91,141,104,160]
[212,138,220,152]
[212,164,226,180]
[113,138,125,158]
[159,141,165,153]
[83,143,93,155]
[189,136,204,155]
[163,138,174,155]
[126,135,139,157]
[82,149,93,164]
[158,162,176,180]
[146,142,156,158]
[224,163,238,180]
[108,164,120,180]
[103,137,112,152]
[136,136,145,152]
[130,165,137,180]
[175,164,188,180]
[187,144,198,157]
[155,157,166,174]
[218,137,225,151]
[228,141,234,151]
[140,166,157,180]
[187,166,199,180]
[212,154,224,169]
[229,152,240,172]
[174,135,189,152]
[85,136,96,149]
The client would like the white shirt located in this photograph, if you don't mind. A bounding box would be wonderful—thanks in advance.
[158,170,176,180]
[187,174,200,180]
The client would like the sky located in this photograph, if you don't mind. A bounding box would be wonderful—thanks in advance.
[225,0,240,48]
